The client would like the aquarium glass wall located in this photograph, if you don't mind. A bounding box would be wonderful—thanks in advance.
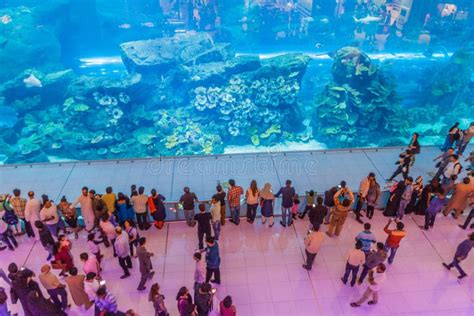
[0,0,473,164]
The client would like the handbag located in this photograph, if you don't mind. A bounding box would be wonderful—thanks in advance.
[51,260,64,270]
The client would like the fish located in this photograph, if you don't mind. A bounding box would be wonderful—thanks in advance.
[320,18,329,24]
[118,23,131,29]
[1,15,12,24]
[314,43,323,49]
[141,22,155,28]
[353,15,382,24]
[23,74,43,88]
[0,106,18,128]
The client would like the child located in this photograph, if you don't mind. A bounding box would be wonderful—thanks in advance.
[291,197,300,220]
[35,220,55,260]
[209,198,221,241]
[87,233,103,264]
[420,189,446,231]
[298,190,316,219]
[341,240,365,287]
[193,252,206,294]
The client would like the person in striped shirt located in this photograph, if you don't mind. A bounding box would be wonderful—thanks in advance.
[356,223,377,255]
[95,286,118,314]
[384,219,407,264]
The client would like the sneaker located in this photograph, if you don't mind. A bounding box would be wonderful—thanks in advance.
[269,223,274,227]
[356,218,364,224]
[442,263,451,271]
[350,303,360,308]
[210,279,221,284]
[148,271,155,280]
[368,301,377,305]
[120,274,131,279]
[280,221,286,227]
[302,264,311,271]
[340,277,347,285]
[458,224,466,230]
[418,225,428,230]
[137,286,146,291]
[458,274,467,279]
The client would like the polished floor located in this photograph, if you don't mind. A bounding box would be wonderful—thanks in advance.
[1,208,474,316]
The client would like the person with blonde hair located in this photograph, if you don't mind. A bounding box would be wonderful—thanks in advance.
[260,183,275,227]
[149,283,168,316]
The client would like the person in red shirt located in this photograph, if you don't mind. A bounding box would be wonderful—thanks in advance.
[384,219,407,264]
[227,179,243,225]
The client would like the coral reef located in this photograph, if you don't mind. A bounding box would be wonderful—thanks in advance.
[313,47,406,146]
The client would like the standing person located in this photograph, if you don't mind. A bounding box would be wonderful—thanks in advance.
[220,296,237,316]
[205,237,221,284]
[137,237,155,291]
[10,189,29,237]
[100,213,117,257]
[25,191,41,240]
[354,173,376,224]
[115,227,132,279]
[213,185,226,226]
[101,187,117,220]
[421,189,446,230]
[58,196,79,239]
[38,264,69,311]
[358,242,387,284]
[366,177,380,219]
[0,286,9,316]
[302,225,325,270]
[397,177,413,220]
[124,220,139,257]
[176,287,193,316]
[193,252,206,293]
[40,196,60,237]
[95,286,119,315]
[341,241,365,287]
[245,180,259,224]
[408,132,421,156]
[388,150,413,182]
[384,219,407,265]
[275,180,297,227]
[35,221,55,260]
[90,190,108,228]
[149,283,168,316]
[84,273,100,304]
[442,122,460,152]
[308,196,327,231]
[351,263,387,307]
[64,267,93,310]
[458,122,474,155]
[443,177,474,219]
[356,223,376,255]
[433,148,455,180]
[414,178,441,215]
[458,197,474,230]
[443,233,474,279]
[116,193,134,226]
[298,190,316,219]
[71,187,95,233]
[131,186,149,230]
[442,154,463,182]
[383,181,405,217]
[180,187,199,227]
[209,197,221,241]
[79,253,100,277]
[194,204,212,250]
[53,238,75,277]
[227,179,244,226]
[194,283,212,316]
[323,186,338,225]
[148,189,167,230]
[0,213,18,251]
[405,176,423,215]
[87,233,103,264]
[326,187,354,237]
[260,183,275,227]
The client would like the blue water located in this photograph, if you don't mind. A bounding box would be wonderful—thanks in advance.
[0,1,473,164]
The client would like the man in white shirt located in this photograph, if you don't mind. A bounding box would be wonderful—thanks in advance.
[341,240,366,287]
[131,186,149,231]
[115,227,132,279]
[25,191,41,241]
[443,155,462,180]
[40,196,60,236]
[71,186,94,232]
[351,263,387,307]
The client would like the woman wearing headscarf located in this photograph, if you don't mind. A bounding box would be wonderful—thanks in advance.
[260,183,275,227]
[405,176,423,214]
[383,181,405,217]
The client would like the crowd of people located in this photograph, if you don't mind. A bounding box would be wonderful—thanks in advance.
[0,122,473,315]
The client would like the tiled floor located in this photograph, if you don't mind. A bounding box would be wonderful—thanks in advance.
[1,209,474,316]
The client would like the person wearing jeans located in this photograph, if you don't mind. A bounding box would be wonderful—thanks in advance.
[384,219,407,265]
[38,265,69,311]
[421,190,446,231]
[342,241,365,287]
[131,186,149,230]
[209,198,221,240]
[459,206,474,230]
[227,179,243,225]
[302,226,324,270]
[443,233,474,279]
[179,187,198,227]
[275,180,296,227]
[205,237,221,284]
[358,242,387,284]
[0,221,17,250]
[245,180,259,224]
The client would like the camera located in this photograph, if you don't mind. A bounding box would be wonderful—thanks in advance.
[210,288,217,294]
[99,280,106,286]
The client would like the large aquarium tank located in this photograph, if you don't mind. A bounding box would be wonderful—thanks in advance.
[0,0,473,164]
